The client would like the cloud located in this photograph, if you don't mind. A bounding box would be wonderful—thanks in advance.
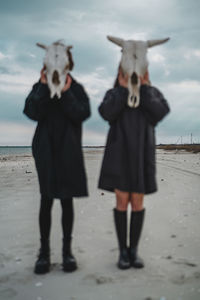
[83,129,106,146]
[164,80,200,93]
[0,121,107,146]
[150,53,166,63]
[0,47,40,95]
[0,121,35,146]
[75,68,113,100]
[157,79,200,139]
[0,69,38,95]
[29,53,36,58]
[0,0,200,145]
[0,66,12,74]
[0,51,8,60]
[184,49,200,60]
[148,50,170,77]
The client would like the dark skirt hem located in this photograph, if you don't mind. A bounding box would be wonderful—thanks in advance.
[39,190,88,199]
[98,184,157,195]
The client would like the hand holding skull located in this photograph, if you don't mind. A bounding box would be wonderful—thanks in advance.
[140,71,151,86]
[40,67,47,84]
[61,74,72,93]
[118,68,129,88]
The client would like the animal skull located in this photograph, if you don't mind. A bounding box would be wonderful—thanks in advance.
[107,36,170,108]
[36,40,74,98]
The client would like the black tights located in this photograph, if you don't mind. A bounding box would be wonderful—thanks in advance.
[39,195,74,240]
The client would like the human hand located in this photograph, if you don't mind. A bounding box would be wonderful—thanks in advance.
[118,68,129,88]
[140,70,151,85]
[62,74,72,93]
[40,67,47,84]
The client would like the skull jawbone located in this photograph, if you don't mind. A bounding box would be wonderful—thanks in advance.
[47,76,66,99]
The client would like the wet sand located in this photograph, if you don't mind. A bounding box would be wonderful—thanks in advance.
[0,149,200,300]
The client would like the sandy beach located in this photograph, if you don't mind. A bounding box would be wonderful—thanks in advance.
[0,148,200,300]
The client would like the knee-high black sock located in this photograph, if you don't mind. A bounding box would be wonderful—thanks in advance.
[39,195,54,241]
[60,198,74,240]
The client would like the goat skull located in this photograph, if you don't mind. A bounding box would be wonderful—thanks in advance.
[36,40,74,98]
[107,36,169,108]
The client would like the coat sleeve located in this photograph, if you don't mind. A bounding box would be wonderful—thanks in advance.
[139,85,170,126]
[23,81,51,121]
[60,83,91,124]
[98,86,128,122]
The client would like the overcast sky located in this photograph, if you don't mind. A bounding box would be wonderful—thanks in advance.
[0,0,199,145]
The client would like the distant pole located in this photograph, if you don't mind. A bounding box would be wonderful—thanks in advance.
[175,137,180,144]
[191,133,193,144]
[181,136,182,144]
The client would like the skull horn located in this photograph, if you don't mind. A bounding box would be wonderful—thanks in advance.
[107,36,124,47]
[36,43,48,50]
[147,38,170,48]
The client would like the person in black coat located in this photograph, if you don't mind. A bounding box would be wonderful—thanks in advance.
[23,68,90,274]
[98,66,170,270]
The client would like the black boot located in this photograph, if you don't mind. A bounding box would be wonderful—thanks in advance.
[129,209,145,268]
[34,239,50,274]
[62,238,77,272]
[113,209,131,270]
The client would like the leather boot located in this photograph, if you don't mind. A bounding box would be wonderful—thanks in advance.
[129,209,145,268]
[113,208,131,270]
[62,238,77,272]
[34,238,50,274]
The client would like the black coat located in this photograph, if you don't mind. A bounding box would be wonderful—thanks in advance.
[23,77,90,199]
[98,85,170,194]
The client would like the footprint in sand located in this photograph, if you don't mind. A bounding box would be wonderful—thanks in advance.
[106,231,113,235]
[77,247,85,254]
[0,275,11,284]
[110,248,118,252]
[83,274,114,285]
[26,249,36,255]
[0,288,17,298]
[171,271,200,285]
[96,276,114,285]
[173,258,198,267]
[0,253,14,263]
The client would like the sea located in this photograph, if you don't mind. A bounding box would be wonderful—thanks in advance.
[0,146,104,156]
[0,146,32,156]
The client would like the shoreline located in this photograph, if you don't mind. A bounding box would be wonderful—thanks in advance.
[0,144,200,155]
[0,147,199,160]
